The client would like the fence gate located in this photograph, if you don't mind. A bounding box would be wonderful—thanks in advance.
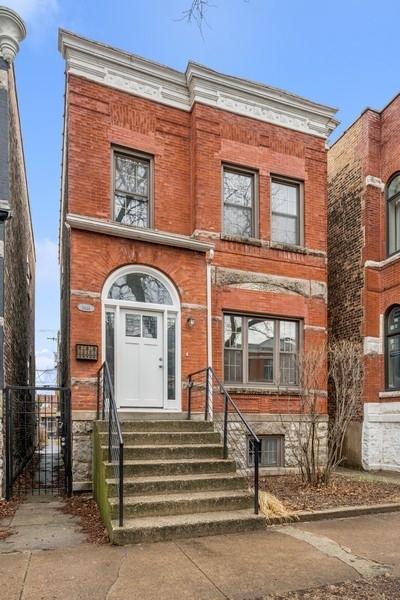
[4,386,72,499]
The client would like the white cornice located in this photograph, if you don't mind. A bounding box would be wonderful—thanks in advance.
[0,7,26,63]
[66,214,214,253]
[58,29,338,139]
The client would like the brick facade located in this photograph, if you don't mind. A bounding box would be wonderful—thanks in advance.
[60,32,335,488]
[328,97,400,471]
[0,56,35,497]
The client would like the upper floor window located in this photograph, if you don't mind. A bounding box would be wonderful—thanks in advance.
[386,305,400,390]
[224,314,299,386]
[387,174,400,255]
[271,178,302,246]
[223,166,256,238]
[114,151,151,228]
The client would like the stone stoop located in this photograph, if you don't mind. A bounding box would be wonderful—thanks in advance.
[93,419,265,545]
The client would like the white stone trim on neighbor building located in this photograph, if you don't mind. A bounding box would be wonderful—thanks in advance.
[58,29,338,139]
[365,175,385,191]
[362,402,400,472]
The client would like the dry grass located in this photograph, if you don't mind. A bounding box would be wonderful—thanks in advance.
[258,491,297,523]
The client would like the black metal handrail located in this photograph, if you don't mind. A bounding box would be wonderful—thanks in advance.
[97,362,124,526]
[187,366,261,514]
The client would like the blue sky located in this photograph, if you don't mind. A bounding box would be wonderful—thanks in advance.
[4,0,400,380]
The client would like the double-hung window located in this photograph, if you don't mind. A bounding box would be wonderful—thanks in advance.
[224,314,299,386]
[114,151,151,228]
[271,178,302,245]
[223,166,256,238]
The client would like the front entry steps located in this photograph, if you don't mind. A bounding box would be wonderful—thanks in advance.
[93,419,265,544]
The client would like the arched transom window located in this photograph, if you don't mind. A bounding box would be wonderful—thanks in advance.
[108,273,173,305]
[386,305,400,390]
[103,266,180,409]
[387,174,400,255]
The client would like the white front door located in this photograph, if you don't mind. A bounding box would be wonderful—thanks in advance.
[117,309,164,408]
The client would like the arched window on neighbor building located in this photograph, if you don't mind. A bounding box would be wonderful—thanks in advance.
[387,174,400,255]
[386,305,400,390]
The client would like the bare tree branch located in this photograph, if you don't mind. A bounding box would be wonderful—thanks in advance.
[180,0,214,34]
[281,340,362,486]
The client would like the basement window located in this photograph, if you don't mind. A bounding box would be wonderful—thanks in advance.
[248,435,285,467]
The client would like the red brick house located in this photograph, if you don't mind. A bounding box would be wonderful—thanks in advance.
[328,97,400,472]
[58,28,337,502]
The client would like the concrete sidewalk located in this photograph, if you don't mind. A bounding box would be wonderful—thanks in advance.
[1,504,400,599]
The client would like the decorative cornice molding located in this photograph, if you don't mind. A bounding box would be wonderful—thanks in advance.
[0,7,26,64]
[59,29,338,139]
[66,213,215,253]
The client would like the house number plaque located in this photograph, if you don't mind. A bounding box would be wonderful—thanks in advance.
[77,303,95,312]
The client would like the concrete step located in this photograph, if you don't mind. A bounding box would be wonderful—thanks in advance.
[99,431,221,446]
[106,472,247,497]
[101,444,223,461]
[110,509,265,544]
[104,458,237,478]
[97,420,214,433]
[109,489,253,519]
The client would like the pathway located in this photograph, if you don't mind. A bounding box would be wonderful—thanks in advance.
[1,500,400,599]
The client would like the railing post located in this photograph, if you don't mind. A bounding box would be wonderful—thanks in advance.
[223,392,228,459]
[5,388,12,500]
[254,439,260,515]
[119,441,124,527]
[96,369,101,421]
[65,388,73,497]
[204,368,209,421]
[187,375,192,421]
[102,368,105,421]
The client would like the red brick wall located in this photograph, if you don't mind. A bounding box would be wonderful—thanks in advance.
[63,74,328,414]
[328,94,400,407]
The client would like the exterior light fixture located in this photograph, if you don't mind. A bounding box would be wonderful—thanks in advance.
[187,317,195,328]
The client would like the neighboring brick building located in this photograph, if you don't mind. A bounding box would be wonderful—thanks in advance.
[0,7,35,497]
[59,29,337,490]
[328,97,400,472]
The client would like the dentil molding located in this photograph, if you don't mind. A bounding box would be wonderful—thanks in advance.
[59,29,338,139]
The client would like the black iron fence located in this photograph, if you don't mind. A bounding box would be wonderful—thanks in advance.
[187,367,261,514]
[4,385,72,499]
[97,362,124,526]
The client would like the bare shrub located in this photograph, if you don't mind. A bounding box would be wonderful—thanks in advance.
[282,339,363,486]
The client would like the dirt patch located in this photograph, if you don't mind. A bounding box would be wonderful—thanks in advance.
[266,575,400,599]
[262,474,400,512]
[61,494,109,544]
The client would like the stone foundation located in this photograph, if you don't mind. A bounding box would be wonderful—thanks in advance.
[72,417,94,491]
[71,412,329,491]
[362,402,400,472]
